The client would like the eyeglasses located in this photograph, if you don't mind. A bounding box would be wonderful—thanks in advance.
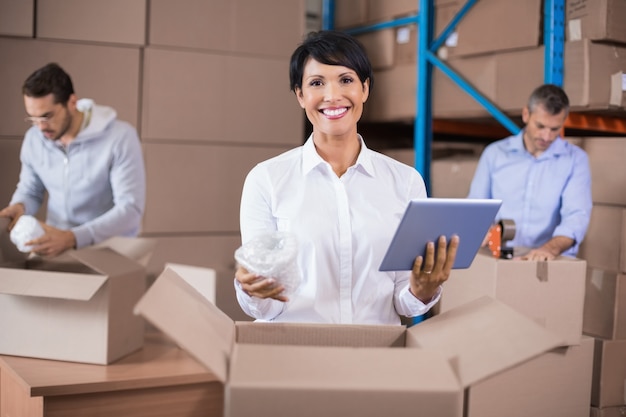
[24,115,52,125]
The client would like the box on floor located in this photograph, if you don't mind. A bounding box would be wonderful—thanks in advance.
[590,406,626,417]
[583,267,626,340]
[135,265,584,417]
[591,338,626,408]
[0,230,156,365]
[440,251,586,346]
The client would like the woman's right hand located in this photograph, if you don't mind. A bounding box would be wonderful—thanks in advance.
[235,265,289,302]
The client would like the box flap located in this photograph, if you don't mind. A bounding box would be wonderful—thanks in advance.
[134,265,234,382]
[68,246,144,276]
[0,267,108,300]
[93,236,158,267]
[165,263,216,304]
[406,296,564,387]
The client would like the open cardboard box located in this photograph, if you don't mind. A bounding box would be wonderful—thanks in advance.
[135,265,564,417]
[0,221,153,364]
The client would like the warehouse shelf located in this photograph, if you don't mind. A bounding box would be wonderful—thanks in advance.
[323,0,626,186]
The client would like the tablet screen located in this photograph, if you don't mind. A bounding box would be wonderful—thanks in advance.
[379,198,502,271]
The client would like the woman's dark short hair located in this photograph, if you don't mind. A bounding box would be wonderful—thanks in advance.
[22,62,74,105]
[289,30,374,93]
[527,84,570,116]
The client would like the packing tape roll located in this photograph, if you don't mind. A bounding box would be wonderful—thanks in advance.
[500,219,516,240]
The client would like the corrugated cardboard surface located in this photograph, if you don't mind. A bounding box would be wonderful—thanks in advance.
[136,265,565,417]
[567,0,626,44]
[584,137,626,206]
[0,247,146,364]
[465,336,594,417]
[442,252,586,346]
[142,143,287,233]
[565,40,626,109]
[36,0,146,46]
[141,47,303,144]
[0,0,33,37]
[591,338,626,407]
[227,344,461,417]
[0,38,141,137]
[584,268,626,340]
[149,0,304,58]
[578,204,626,273]
[448,0,542,57]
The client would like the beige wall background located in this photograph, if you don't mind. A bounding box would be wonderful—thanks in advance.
[0,0,307,320]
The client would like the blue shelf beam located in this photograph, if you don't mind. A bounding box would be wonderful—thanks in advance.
[544,0,565,86]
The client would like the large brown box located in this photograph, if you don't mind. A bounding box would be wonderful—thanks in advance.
[584,267,626,340]
[584,137,626,206]
[141,47,303,144]
[441,252,587,346]
[0,38,141,136]
[136,267,564,417]
[0,0,33,37]
[578,204,626,273]
[36,0,146,46]
[142,143,288,234]
[149,0,304,58]
[0,247,146,365]
[445,0,542,57]
[566,0,626,44]
[591,338,626,407]
[415,334,594,417]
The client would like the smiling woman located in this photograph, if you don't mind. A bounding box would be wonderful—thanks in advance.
[233,30,459,326]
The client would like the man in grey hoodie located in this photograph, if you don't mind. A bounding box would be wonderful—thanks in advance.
[0,62,146,257]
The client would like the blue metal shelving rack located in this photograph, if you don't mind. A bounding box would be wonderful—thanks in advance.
[322,0,565,191]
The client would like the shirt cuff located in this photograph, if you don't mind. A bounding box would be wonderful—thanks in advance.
[402,285,443,317]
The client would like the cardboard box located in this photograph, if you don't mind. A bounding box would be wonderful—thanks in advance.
[0,37,141,137]
[566,0,626,44]
[0,246,146,365]
[148,0,304,58]
[135,266,564,417]
[141,48,303,144]
[446,0,542,57]
[142,142,289,233]
[565,40,626,109]
[591,338,626,407]
[441,252,587,346]
[411,331,594,417]
[334,0,368,29]
[0,139,22,222]
[585,138,626,206]
[578,204,626,273]
[36,0,146,46]
[0,0,33,37]
[583,267,626,340]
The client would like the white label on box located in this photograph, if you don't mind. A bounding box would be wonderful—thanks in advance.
[396,27,411,44]
[568,19,582,41]
[622,74,626,91]
[445,31,458,47]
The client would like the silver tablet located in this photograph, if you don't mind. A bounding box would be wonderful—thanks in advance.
[379,198,502,271]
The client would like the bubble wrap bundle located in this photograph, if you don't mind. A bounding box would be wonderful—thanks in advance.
[234,231,301,296]
[10,215,45,253]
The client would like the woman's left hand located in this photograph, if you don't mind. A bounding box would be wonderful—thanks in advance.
[410,234,459,303]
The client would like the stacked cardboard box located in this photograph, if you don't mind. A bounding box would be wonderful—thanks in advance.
[0,0,308,322]
[136,264,576,417]
[0,220,157,364]
[577,138,626,416]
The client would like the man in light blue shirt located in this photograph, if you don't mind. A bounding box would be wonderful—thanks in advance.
[467,84,592,260]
